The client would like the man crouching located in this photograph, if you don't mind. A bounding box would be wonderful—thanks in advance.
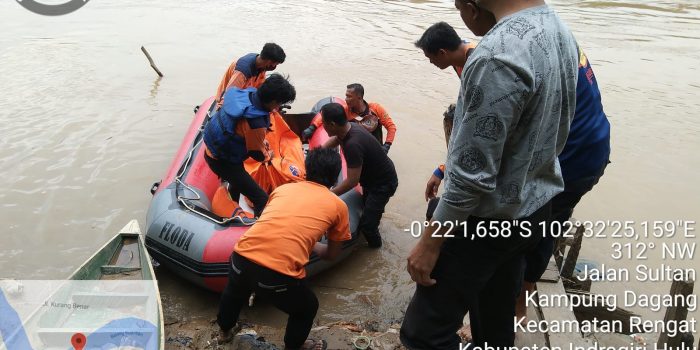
[216,148,350,350]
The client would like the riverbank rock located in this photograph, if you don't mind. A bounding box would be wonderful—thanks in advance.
[164,318,406,350]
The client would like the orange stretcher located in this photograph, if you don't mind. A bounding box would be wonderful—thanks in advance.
[212,111,306,217]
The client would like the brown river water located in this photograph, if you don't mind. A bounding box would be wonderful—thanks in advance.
[1,0,699,340]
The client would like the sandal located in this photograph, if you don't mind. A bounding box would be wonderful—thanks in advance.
[300,339,327,350]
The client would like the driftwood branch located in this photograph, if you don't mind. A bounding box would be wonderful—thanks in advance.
[141,46,164,77]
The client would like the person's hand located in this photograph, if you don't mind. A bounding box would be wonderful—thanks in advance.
[301,125,317,141]
[407,239,441,286]
[262,140,274,163]
[382,143,391,154]
[263,149,274,164]
[425,174,442,201]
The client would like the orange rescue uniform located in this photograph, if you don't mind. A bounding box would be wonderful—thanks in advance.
[234,181,351,279]
[215,53,266,105]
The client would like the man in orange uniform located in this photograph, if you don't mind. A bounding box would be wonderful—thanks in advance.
[216,148,350,350]
[204,74,296,218]
[215,43,286,105]
[344,83,397,153]
[302,84,397,154]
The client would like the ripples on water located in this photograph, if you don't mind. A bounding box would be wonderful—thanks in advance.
[0,0,698,328]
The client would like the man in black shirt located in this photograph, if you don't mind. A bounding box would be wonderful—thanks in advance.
[320,103,398,248]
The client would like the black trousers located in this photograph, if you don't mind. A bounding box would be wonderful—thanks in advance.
[217,253,318,349]
[204,153,268,217]
[400,202,551,350]
[524,161,608,283]
[358,179,398,244]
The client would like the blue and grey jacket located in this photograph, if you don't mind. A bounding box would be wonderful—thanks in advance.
[203,88,269,164]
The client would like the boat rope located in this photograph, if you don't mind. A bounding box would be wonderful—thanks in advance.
[174,109,255,226]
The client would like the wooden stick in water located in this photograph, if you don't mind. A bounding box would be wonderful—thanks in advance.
[141,46,164,77]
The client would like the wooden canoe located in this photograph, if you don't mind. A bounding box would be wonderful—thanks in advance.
[16,220,165,350]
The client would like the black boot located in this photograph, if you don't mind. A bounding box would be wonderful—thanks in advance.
[363,229,382,248]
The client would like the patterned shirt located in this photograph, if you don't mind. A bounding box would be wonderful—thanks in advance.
[432,5,579,221]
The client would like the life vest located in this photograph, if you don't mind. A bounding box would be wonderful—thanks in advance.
[203,88,270,164]
[354,102,379,133]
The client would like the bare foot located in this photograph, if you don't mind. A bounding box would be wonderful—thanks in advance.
[457,324,472,342]
[298,339,327,350]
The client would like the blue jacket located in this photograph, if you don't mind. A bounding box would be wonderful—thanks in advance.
[559,49,611,181]
[203,88,269,164]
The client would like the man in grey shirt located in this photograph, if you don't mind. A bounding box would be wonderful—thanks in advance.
[401,0,579,348]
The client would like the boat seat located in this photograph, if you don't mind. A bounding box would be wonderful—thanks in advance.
[100,265,142,275]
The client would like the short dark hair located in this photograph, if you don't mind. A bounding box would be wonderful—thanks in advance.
[305,148,342,188]
[321,103,347,126]
[260,43,286,63]
[415,22,462,55]
[257,73,296,105]
[346,83,364,97]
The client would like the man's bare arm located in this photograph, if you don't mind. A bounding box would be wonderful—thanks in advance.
[331,166,361,196]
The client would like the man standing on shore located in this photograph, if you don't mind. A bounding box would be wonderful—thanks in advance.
[416,10,611,328]
[401,0,580,348]
[320,103,398,248]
